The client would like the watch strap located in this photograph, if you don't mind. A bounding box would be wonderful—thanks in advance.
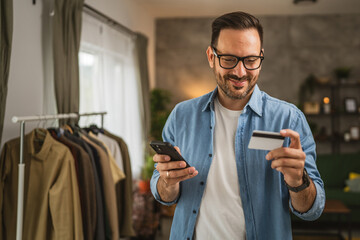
[285,168,310,193]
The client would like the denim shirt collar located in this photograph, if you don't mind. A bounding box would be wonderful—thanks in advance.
[201,87,218,112]
[202,84,263,117]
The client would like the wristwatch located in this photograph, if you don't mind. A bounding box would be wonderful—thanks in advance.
[285,168,311,192]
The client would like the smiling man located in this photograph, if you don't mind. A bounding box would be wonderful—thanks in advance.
[151,11,325,240]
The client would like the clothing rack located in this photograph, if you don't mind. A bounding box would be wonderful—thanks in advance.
[11,111,107,240]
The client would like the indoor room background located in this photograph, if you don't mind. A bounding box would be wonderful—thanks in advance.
[2,0,360,173]
[1,0,360,239]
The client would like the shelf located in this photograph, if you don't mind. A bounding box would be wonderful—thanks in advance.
[314,137,360,144]
[340,112,360,116]
[301,78,360,153]
[332,82,360,88]
[305,113,333,117]
[305,112,360,117]
[339,139,360,144]
[314,82,360,88]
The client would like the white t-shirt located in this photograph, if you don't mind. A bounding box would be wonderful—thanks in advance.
[194,97,246,240]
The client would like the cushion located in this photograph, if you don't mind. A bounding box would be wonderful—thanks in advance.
[344,172,360,192]
[346,178,360,193]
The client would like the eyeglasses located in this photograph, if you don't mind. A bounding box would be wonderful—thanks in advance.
[212,47,264,70]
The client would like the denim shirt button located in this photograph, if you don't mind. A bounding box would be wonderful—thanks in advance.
[193,210,197,214]
[209,154,212,157]
[210,126,212,129]
[200,181,204,185]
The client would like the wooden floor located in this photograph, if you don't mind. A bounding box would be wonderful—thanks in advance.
[294,237,360,240]
[155,216,360,240]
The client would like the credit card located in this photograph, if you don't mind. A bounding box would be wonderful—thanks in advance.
[248,130,285,151]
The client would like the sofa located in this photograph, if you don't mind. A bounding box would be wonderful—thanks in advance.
[292,152,360,226]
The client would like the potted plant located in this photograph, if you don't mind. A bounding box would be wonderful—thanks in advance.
[298,74,317,110]
[334,67,352,83]
[138,153,155,193]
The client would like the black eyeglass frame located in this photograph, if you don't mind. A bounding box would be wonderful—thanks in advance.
[212,47,264,70]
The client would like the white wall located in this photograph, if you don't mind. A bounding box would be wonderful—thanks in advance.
[135,0,360,18]
[1,0,155,148]
[85,0,156,88]
[1,1,45,147]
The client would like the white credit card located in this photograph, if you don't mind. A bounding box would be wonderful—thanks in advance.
[248,130,285,151]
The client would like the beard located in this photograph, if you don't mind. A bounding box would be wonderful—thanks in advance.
[214,68,258,100]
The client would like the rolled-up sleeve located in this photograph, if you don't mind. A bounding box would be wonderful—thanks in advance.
[290,180,326,220]
[289,112,326,220]
[150,168,179,206]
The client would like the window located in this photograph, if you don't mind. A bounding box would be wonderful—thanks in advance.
[79,12,144,178]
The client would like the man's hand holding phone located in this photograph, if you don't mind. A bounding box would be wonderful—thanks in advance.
[150,141,198,202]
[151,141,198,186]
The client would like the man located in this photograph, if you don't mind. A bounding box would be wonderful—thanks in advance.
[150,11,325,240]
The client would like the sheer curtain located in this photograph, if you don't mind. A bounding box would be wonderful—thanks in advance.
[79,12,144,178]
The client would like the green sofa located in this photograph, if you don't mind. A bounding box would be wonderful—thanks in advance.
[292,152,360,226]
[316,152,360,224]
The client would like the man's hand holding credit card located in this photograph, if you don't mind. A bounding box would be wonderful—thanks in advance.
[248,130,285,150]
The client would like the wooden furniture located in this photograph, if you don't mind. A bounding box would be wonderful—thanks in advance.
[323,199,352,240]
[292,199,352,240]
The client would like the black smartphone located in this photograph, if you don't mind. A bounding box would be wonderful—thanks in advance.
[150,141,191,168]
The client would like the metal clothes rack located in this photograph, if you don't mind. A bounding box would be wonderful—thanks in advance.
[11,111,106,240]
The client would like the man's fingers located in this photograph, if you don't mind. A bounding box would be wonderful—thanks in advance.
[266,148,306,161]
[162,169,199,185]
[162,167,196,179]
[174,146,181,154]
[156,160,188,171]
[271,158,305,170]
[274,167,304,187]
[280,129,302,149]
[153,146,182,163]
[153,153,171,163]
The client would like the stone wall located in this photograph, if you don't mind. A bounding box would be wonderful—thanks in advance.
[155,14,360,107]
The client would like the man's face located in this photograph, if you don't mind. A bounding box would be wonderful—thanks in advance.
[207,28,263,101]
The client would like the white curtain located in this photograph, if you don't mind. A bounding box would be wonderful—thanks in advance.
[79,12,144,179]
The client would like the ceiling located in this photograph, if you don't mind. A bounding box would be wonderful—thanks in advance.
[133,0,360,18]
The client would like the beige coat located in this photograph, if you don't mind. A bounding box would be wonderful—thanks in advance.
[0,129,83,240]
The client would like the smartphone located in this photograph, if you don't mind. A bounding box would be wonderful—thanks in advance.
[150,141,191,168]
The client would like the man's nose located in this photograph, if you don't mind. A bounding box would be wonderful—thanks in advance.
[231,60,247,77]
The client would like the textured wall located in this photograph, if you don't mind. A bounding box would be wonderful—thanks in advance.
[155,14,360,107]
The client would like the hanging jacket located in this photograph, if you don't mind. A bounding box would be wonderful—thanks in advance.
[0,129,83,240]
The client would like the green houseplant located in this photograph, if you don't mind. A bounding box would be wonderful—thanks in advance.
[150,88,172,141]
[139,88,172,193]
[298,74,317,109]
[334,66,352,83]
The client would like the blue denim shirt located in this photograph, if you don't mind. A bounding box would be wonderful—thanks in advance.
[150,85,325,240]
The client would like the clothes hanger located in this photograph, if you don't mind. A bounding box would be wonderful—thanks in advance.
[34,117,47,144]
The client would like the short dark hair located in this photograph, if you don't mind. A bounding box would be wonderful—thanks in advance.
[211,11,263,48]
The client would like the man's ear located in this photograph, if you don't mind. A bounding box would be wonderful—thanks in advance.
[206,46,215,68]
[258,48,264,71]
